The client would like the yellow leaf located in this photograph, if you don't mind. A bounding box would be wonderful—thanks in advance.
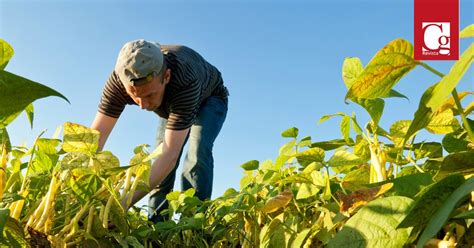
[460,24,474,38]
[426,109,461,134]
[346,39,417,100]
[438,91,473,113]
[339,183,393,215]
[62,122,100,154]
[261,189,293,214]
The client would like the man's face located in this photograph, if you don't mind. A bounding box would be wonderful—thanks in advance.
[124,70,170,111]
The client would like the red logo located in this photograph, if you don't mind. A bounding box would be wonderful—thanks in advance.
[414,0,459,60]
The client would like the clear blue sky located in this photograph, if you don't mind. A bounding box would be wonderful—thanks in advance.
[1,0,473,208]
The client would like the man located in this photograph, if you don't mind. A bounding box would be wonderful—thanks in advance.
[91,39,229,222]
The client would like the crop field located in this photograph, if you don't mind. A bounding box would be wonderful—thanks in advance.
[1,24,474,247]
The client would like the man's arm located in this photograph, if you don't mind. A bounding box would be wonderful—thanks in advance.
[126,127,189,208]
[91,112,118,151]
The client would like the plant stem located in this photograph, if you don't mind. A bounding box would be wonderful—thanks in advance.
[452,88,474,141]
[420,62,474,141]
[420,62,444,77]
[406,156,425,173]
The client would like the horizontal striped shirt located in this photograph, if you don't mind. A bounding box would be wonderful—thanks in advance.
[98,45,229,130]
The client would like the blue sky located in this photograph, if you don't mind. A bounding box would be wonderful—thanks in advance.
[1,0,473,208]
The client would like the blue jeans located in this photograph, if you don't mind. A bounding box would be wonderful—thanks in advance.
[148,95,228,222]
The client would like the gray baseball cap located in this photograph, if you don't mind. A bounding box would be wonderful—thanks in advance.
[115,39,164,86]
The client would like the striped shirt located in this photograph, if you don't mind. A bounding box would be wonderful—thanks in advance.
[98,45,229,130]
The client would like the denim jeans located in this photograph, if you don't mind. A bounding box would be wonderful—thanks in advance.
[148,95,228,223]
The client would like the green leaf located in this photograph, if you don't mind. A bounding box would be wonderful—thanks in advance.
[295,147,325,166]
[405,44,474,143]
[340,115,351,143]
[181,213,205,230]
[398,174,464,229]
[342,57,364,88]
[36,138,61,154]
[125,236,144,248]
[417,176,474,248]
[345,39,417,100]
[4,159,21,193]
[0,39,14,70]
[183,188,196,198]
[385,89,409,99]
[259,159,278,172]
[437,151,474,177]
[342,167,370,191]
[0,208,9,234]
[390,120,411,147]
[1,216,27,247]
[240,160,259,171]
[0,110,21,129]
[353,135,371,160]
[62,122,100,154]
[1,193,24,204]
[100,165,131,178]
[342,59,388,125]
[351,113,364,135]
[296,182,320,200]
[92,151,120,174]
[292,228,311,248]
[24,103,34,129]
[418,158,441,177]
[0,128,12,153]
[322,170,332,200]
[412,142,443,159]
[382,173,434,198]
[166,191,181,201]
[59,152,90,180]
[155,220,177,231]
[260,218,283,247]
[311,170,325,187]
[0,71,69,127]
[31,139,61,175]
[31,150,56,174]
[319,112,346,123]
[131,226,152,239]
[110,231,128,247]
[281,127,299,138]
[460,24,474,38]
[425,110,461,134]
[442,130,470,153]
[279,139,297,156]
[297,136,312,148]
[269,225,286,248]
[453,208,474,219]
[328,196,414,248]
[108,196,128,234]
[327,149,364,174]
[356,98,385,126]
[70,168,102,203]
[132,144,150,155]
[384,151,407,167]
[240,171,254,189]
[311,138,354,150]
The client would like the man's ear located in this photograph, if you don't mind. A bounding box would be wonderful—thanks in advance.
[164,69,171,85]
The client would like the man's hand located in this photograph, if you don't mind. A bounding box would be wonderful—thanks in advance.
[125,127,190,207]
